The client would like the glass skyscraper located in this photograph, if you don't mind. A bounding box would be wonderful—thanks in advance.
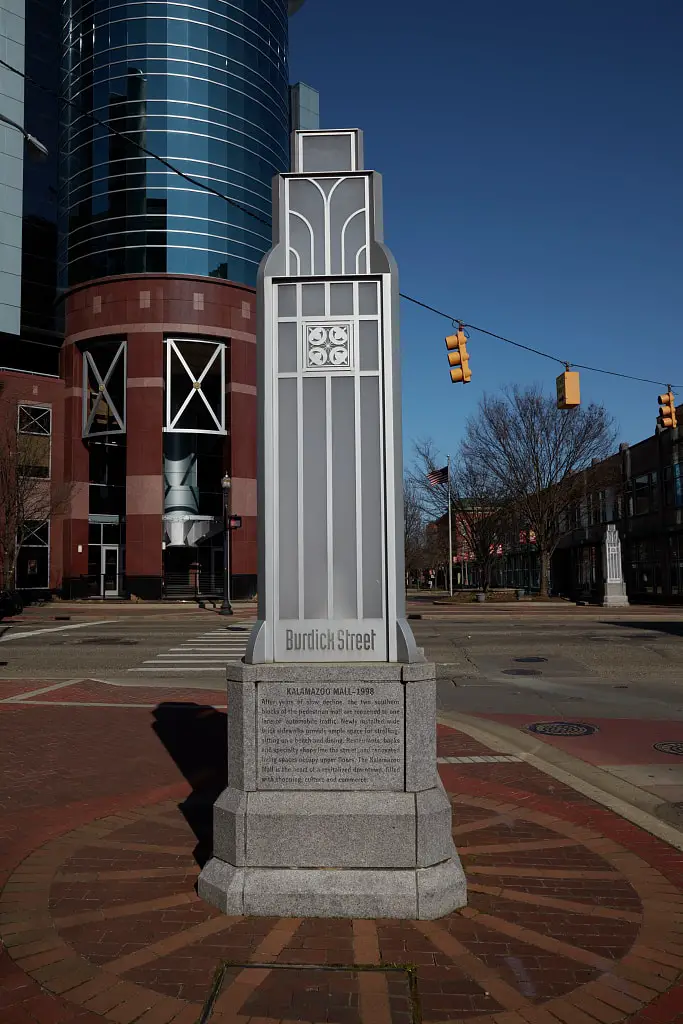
[60,0,293,287]
[1,0,315,601]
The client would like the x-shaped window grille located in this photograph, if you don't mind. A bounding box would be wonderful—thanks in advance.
[165,339,225,434]
[21,521,49,546]
[82,342,126,437]
[18,405,51,436]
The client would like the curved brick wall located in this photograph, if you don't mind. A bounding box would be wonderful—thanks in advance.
[61,274,256,599]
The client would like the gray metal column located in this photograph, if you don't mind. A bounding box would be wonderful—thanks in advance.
[248,129,419,664]
[199,130,466,921]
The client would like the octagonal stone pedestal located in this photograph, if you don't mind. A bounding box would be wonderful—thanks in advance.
[198,661,467,920]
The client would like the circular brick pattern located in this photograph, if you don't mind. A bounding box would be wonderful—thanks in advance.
[2,795,683,1023]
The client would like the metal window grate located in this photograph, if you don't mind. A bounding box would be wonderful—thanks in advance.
[198,960,422,1024]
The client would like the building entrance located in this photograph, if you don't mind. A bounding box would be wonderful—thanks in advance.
[101,546,120,597]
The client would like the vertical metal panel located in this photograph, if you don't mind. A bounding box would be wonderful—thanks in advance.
[358,282,378,315]
[278,322,298,373]
[252,130,419,664]
[331,375,358,618]
[359,320,379,372]
[301,283,325,316]
[302,376,328,618]
[278,284,297,317]
[278,377,299,619]
[360,375,383,618]
[330,283,354,315]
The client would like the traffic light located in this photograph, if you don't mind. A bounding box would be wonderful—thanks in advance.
[556,370,580,409]
[658,391,678,429]
[445,328,471,383]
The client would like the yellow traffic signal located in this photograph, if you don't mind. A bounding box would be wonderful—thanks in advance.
[658,391,678,429]
[556,370,580,409]
[445,328,471,383]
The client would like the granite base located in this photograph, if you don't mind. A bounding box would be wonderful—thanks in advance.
[198,660,467,920]
[602,582,630,607]
[198,856,466,920]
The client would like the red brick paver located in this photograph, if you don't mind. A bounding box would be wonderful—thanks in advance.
[2,698,683,1022]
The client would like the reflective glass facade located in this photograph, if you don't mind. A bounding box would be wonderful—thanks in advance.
[60,0,290,286]
[22,0,62,342]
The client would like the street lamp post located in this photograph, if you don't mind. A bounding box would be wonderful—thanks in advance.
[220,473,233,615]
[0,112,48,160]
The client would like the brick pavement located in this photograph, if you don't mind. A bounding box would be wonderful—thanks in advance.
[1,688,683,1023]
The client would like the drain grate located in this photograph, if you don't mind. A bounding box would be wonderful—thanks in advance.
[514,657,547,664]
[199,960,421,1024]
[503,669,542,677]
[653,741,683,756]
[527,721,598,737]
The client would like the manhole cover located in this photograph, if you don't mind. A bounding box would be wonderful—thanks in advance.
[527,721,598,737]
[503,669,542,676]
[653,742,683,756]
[514,657,547,663]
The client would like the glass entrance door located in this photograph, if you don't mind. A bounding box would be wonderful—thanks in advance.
[101,546,119,597]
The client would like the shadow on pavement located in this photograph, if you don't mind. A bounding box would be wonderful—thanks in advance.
[152,701,227,867]
[606,620,683,637]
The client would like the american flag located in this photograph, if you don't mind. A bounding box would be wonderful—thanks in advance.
[427,466,449,486]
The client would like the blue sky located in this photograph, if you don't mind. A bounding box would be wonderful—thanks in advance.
[289,0,683,465]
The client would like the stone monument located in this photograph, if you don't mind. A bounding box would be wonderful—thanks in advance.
[198,129,467,919]
[602,523,629,607]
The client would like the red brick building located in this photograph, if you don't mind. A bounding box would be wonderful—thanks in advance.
[1,274,257,600]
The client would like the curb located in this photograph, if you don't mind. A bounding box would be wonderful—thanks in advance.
[437,709,683,853]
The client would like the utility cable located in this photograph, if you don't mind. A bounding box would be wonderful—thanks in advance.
[0,57,272,230]
[3,55,680,390]
[398,294,682,390]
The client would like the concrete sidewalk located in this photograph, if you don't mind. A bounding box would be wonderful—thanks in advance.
[451,710,683,845]
[1,678,683,1022]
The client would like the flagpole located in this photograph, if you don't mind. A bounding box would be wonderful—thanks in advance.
[447,455,453,597]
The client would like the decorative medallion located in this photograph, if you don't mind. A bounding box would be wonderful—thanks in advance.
[304,322,352,370]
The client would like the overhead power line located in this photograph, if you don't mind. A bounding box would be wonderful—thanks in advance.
[2,56,680,391]
[0,57,271,230]
[399,293,683,389]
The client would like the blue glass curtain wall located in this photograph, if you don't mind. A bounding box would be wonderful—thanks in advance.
[59,0,289,286]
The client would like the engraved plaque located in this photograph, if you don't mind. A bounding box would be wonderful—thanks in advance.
[257,681,405,790]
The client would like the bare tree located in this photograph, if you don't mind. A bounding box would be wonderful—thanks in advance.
[409,439,510,591]
[449,460,511,591]
[463,384,616,596]
[0,403,72,590]
[403,479,428,584]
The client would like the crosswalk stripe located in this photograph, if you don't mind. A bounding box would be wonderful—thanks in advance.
[127,623,250,674]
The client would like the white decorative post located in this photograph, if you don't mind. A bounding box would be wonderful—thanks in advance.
[602,524,629,607]
[198,130,467,919]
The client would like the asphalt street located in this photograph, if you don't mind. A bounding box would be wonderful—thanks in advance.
[3,599,683,820]
[0,606,252,684]
[407,610,683,720]
[1,601,682,716]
